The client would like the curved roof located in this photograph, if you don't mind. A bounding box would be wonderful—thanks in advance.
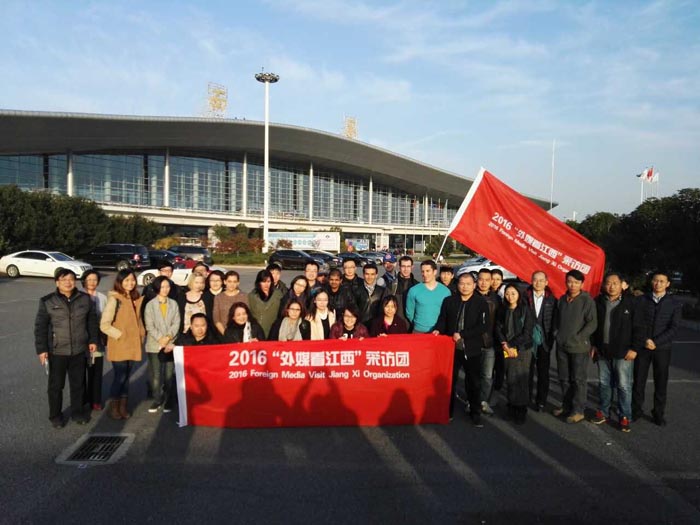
[0,109,552,208]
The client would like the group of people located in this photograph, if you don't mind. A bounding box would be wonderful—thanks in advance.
[35,253,681,433]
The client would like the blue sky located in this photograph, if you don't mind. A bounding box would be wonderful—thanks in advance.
[2,0,698,220]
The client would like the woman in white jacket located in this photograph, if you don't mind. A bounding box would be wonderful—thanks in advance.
[143,276,181,413]
[306,290,336,340]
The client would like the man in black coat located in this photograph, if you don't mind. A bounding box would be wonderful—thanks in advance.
[632,270,682,426]
[325,269,356,316]
[34,269,99,428]
[387,255,418,322]
[433,271,489,427]
[354,263,386,328]
[525,271,557,411]
[590,272,639,432]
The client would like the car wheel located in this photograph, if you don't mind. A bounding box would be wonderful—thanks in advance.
[6,265,20,278]
[116,260,130,272]
[142,273,155,286]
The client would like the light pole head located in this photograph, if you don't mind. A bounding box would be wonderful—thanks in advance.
[255,71,279,84]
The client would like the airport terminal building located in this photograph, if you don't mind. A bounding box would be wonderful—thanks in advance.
[0,110,548,250]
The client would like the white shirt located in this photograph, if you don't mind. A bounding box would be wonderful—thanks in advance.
[533,291,544,317]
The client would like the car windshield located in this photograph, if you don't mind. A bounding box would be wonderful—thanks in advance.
[48,252,74,261]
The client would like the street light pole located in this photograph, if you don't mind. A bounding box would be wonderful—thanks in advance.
[255,70,279,254]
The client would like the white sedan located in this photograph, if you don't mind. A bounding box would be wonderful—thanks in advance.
[0,250,93,279]
[457,256,518,280]
[137,265,227,287]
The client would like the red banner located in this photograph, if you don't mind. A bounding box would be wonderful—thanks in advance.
[173,334,454,428]
[448,168,606,297]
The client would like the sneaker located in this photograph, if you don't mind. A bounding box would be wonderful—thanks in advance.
[73,415,90,425]
[50,415,65,429]
[148,402,161,413]
[591,410,607,425]
[91,403,103,411]
[620,417,631,433]
[566,413,585,424]
[552,407,566,417]
[481,401,494,415]
[471,413,484,427]
[162,407,172,414]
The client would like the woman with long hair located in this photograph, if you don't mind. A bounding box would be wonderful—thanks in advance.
[178,272,207,334]
[248,269,284,339]
[306,290,335,340]
[213,270,248,335]
[369,295,408,337]
[81,270,107,411]
[495,283,535,424]
[100,269,145,420]
[222,302,266,343]
[143,276,181,414]
[278,275,309,317]
[329,304,369,340]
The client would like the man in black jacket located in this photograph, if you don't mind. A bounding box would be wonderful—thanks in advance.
[590,272,638,432]
[476,268,500,416]
[433,271,489,427]
[525,271,557,411]
[354,263,386,328]
[34,269,99,428]
[632,270,682,426]
[325,269,356,316]
[390,255,418,322]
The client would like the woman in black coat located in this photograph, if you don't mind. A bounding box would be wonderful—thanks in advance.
[222,302,266,343]
[495,284,534,424]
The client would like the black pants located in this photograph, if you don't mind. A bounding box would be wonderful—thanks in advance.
[529,345,551,405]
[450,350,481,418]
[48,353,86,420]
[84,356,104,406]
[632,347,671,417]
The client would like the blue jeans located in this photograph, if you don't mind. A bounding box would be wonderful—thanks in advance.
[480,347,495,403]
[110,360,134,398]
[598,357,633,419]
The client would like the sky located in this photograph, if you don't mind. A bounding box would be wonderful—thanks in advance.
[2,0,699,220]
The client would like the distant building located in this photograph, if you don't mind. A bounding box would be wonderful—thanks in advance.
[0,110,550,250]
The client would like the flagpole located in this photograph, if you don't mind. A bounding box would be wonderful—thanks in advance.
[550,139,556,210]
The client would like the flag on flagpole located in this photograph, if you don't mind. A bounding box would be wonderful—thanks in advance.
[446,168,606,298]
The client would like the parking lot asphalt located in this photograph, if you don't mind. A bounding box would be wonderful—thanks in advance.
[1,270,699,524]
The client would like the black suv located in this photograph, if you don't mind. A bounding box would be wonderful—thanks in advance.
[168,245,213,265]
[83,244,150,271]
[268,250,329,271]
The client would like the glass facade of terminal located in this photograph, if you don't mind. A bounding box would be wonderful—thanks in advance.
[0,152,457,228]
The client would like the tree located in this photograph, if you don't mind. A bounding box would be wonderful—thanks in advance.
[212,223,233,244]
[109,215,163,246]
[424,235,453,257]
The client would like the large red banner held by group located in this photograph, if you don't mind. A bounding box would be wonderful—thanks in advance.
[174,334,454,429]
[448,168,606,297]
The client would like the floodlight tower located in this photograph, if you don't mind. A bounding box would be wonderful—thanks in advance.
[255,70,279,254]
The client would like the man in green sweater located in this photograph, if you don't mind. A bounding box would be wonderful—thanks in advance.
[552,269,597,424]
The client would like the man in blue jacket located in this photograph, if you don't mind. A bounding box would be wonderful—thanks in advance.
[34,269,99,428]
[632,270,682,427]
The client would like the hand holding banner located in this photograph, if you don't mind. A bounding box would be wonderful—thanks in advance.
[447,168,605,297]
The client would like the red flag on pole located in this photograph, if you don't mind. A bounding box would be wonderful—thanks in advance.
[447,168,606,297]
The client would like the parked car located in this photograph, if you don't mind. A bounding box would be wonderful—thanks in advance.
[360,251,388,265]
[305,250,343,268]
[82,243,150,271]
[168,245,213,265]
[0,250,92,279]
[268,250,329,271]
[148,249,185,269]
[137,264,227,287]
[337,252,370,267]
[457,256,518,280]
